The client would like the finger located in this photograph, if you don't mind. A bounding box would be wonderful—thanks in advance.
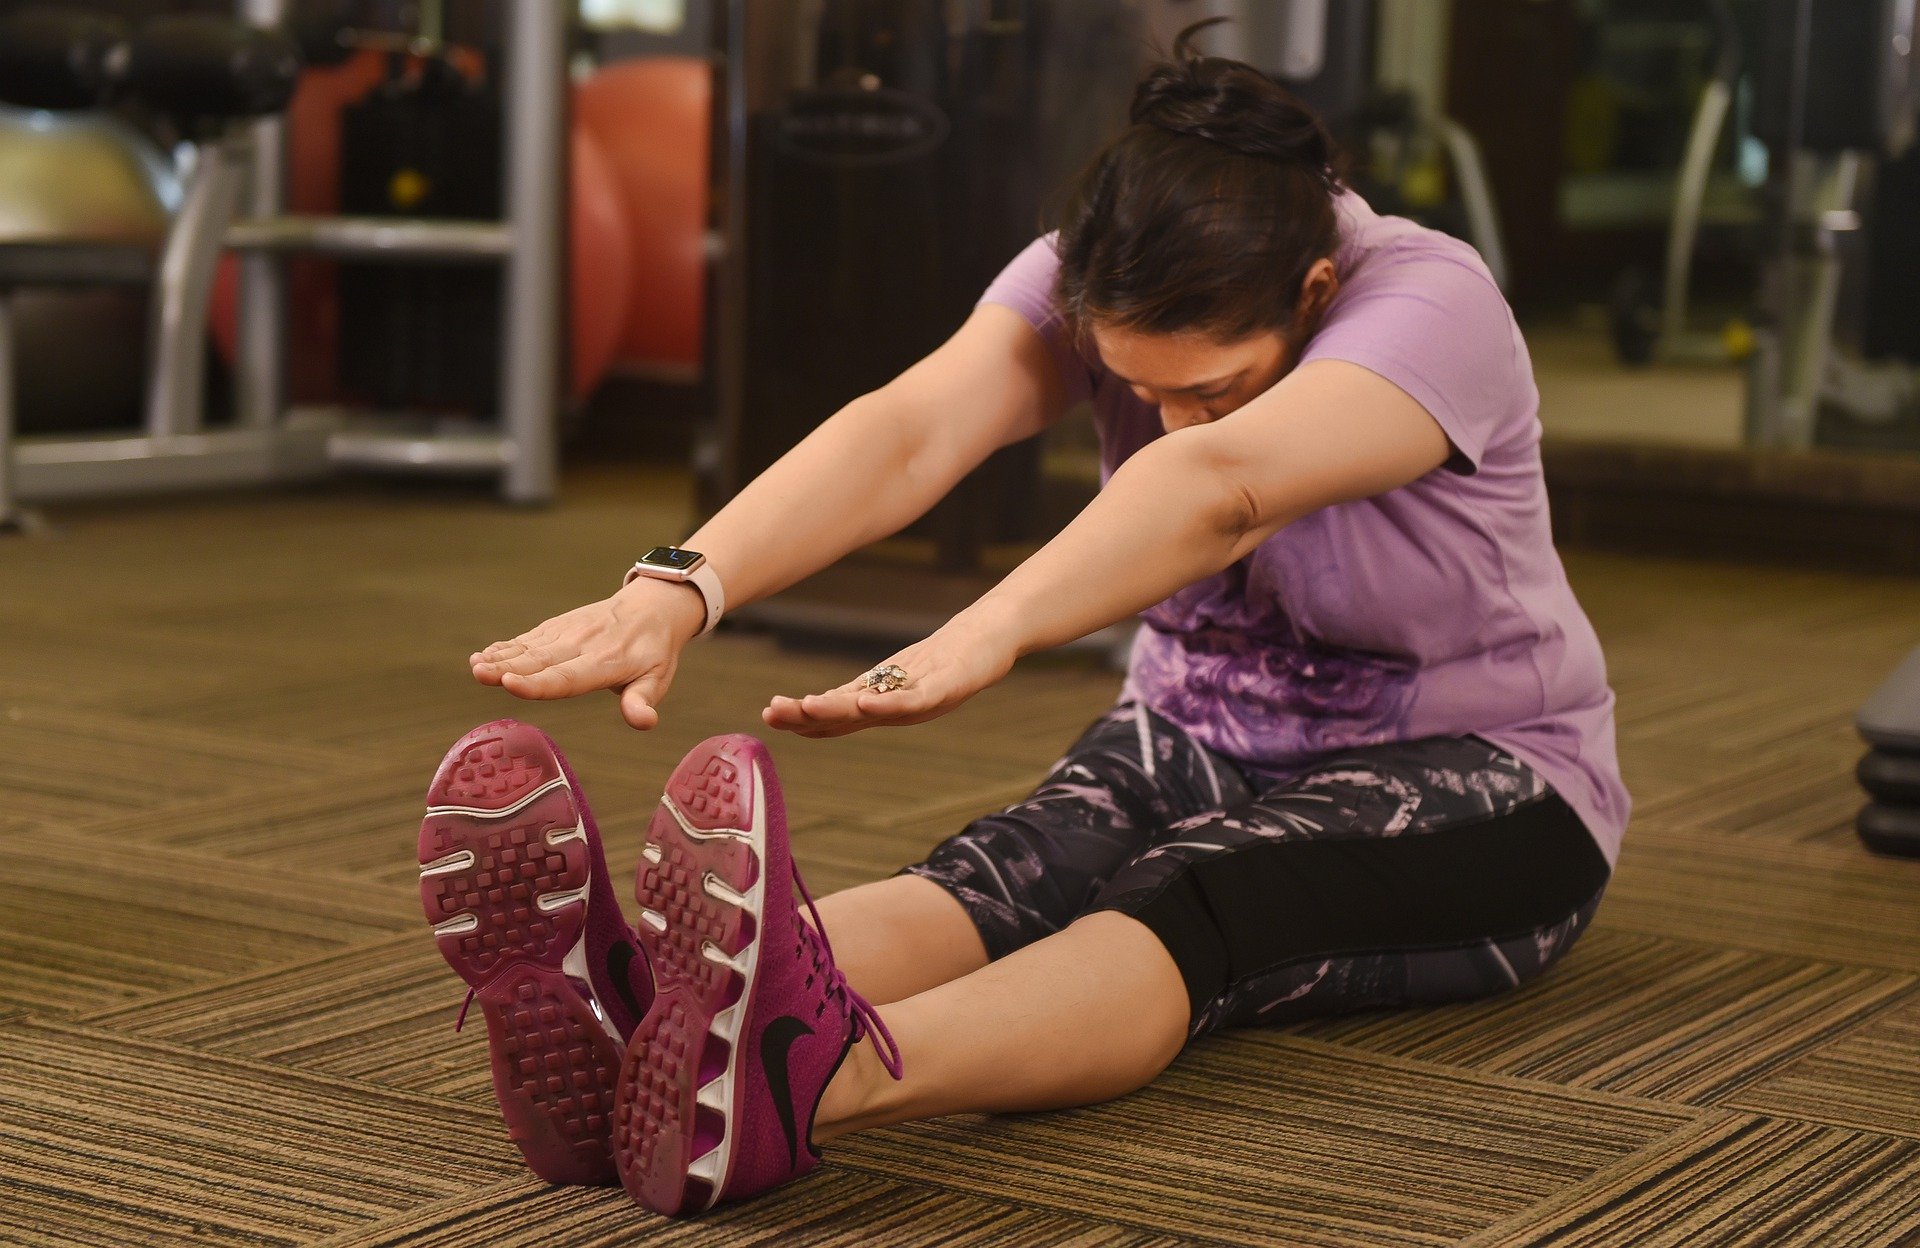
[618,676,665,731]
[485,641,575,679]
[798,689,869,723]
[474,638,532,666]
[500,652,619,700]
[763,695,810,730]
[766,690,863,727]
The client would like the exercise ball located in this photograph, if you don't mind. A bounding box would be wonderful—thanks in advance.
[0,105,175,432]
[576,57,709,373]
[570,123,635,404]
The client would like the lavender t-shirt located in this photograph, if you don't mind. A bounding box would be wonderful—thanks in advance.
[980,193,1630,864]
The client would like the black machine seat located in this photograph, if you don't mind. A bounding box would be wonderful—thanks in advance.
[0,7,130,111]
[126,17,302,126]
[0,9,300,126]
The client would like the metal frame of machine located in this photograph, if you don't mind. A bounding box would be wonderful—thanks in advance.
[0,0,566,530]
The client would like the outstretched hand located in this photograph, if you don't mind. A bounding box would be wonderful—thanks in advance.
[469,579,707,730]
[762,619,1017,739]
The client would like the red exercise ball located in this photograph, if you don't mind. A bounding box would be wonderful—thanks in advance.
[576,57,710,373]
[568,123,634,404]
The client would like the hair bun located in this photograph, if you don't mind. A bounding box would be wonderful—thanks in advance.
[1131,19,1336,184]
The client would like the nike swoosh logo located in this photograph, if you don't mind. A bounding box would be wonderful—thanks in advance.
[606,940,648,1024]
[761,1015,814,1167]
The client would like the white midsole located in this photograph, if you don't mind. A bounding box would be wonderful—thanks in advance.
[425,775,570,821]
[651,780,767,1209]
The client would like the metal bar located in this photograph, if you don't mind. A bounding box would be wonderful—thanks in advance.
[224,216,513,259]
[1662,77,1733,344]
[13,426,333,500]
[498,0,568,504]
[144,137,248,438]
[1777,153,1861,448]
[238,0,290,430]
[327,430,509,472]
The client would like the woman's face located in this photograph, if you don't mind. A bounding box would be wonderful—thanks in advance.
[1089,323,1292,433]
[1087,258,1337,435]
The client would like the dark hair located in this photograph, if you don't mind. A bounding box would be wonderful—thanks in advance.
[1054,20,1342,342]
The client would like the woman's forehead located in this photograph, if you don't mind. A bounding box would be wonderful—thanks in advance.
[1088,323,1280,389]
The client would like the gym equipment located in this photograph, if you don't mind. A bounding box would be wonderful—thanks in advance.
[575,56,709,374]
[701,0,1152,652]
[0,105,174,433]
[1607,0,1754,368]
[0,0,568,527]
[1744,0,1920,449]
[209,50,640,407]
[206,47,390,404]
[1160,1,1510,290]
[1856,646,1920,857]
[332,49,636,410]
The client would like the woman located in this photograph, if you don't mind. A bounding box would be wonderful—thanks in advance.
[429,30,1627,1217]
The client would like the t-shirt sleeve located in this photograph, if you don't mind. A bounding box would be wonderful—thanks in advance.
[978,234,1097,406]
[1299,252,1526,474]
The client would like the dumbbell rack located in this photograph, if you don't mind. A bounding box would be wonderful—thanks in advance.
[1857,646,1920,857]
[0,0,566,525]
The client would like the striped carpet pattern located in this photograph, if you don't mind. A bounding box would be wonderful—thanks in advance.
[4,465,1920,1245]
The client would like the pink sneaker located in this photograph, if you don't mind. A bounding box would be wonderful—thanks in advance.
[611,735,902,1214]
[418,720,655,1185]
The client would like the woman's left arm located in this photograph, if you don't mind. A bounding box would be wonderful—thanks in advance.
[764,359,1451,737]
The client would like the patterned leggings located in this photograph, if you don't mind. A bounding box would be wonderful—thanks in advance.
[906,703,1611,1036]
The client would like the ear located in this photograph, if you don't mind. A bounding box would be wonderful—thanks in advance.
[1295,257,1339,326]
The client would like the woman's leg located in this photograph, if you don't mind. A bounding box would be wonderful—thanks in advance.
[811,875,988,1006]
[816,701,1252,1006]
[816,737,1611,1139]
[815,909,1191,1141]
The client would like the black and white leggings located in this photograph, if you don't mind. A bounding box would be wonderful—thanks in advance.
[906,703,1611,1037]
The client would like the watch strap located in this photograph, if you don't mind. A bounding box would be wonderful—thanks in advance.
[624,558,725,637]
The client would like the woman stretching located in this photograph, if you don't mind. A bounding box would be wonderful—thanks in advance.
[419,31,1628,1217]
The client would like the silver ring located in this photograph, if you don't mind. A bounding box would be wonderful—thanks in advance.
[860,663,910,693]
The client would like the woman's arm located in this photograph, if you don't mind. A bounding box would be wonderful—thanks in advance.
[766,359,1451,734]
[472,304,1069,726]
[683,304,1069,612]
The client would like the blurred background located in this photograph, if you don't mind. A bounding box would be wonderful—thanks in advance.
[4,1,1916,537]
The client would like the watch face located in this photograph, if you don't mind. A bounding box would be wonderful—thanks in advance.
[642,546,702,570]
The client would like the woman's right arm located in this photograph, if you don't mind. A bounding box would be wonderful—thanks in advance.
[470,303,1071,728]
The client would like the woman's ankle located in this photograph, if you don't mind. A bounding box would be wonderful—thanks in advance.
[811,1026,898,1144]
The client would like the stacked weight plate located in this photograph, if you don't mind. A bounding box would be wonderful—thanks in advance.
[1858,647,1920,858]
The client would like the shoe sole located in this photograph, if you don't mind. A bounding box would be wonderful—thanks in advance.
[611,736,767,1215]
[419,721,624,1186]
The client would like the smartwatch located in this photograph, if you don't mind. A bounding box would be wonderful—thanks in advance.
[623,545,725,636]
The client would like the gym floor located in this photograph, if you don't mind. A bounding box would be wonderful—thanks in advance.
[6,464,1920,1247]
